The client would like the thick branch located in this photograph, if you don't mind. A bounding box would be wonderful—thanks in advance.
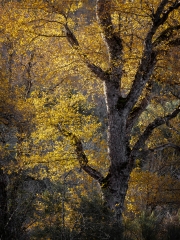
[127,85,154,133]
[131,105,180,157]
[96,0,123,61]
[85,62,109,81]
[71,135,104,182]
[64,24,109,81]
[125,51,157,114]
[151,0,169,26]
[96,0,123,87]
[152,0,180,27]
[64,24,79,48]
[58,126,104,183]
[82,165,104,182]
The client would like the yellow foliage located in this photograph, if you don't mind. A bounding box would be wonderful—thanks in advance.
[126,168,180,215]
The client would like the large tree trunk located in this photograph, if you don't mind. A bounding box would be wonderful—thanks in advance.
[101,80,131,221]
[101,163,131,222]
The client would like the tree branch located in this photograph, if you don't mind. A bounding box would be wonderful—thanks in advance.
[82,165,105,182]
[58,125,104,183]
[151,0,169,26]
[64,23,79,48]
[96,0,123,62]
[70,135,105,182]
[30,32,66,38]
[96,0,123,87]
[131,105,180,157]
[125,51,157,114]
[63,23,109,81]
[85,62,109,81]
[153,25,180,47]
[149,143,180,152]
[152,0,180,27]
[126,84,154,133]
[137,143,180,158]
[24,51,35,98]
[124,1,180,114]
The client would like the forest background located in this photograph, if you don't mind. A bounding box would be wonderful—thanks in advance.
[0,0,180,239]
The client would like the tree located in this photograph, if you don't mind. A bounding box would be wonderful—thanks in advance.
[1,0,180,224]
[55,0,180,222]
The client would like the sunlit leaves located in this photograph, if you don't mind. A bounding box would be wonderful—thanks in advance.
[16,88,103,176]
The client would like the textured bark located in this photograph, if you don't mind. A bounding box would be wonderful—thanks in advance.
[63,0,180,223]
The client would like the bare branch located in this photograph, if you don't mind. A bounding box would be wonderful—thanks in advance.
[70,135,105,182]
[131,105,180,157]
[27,19,64,25]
